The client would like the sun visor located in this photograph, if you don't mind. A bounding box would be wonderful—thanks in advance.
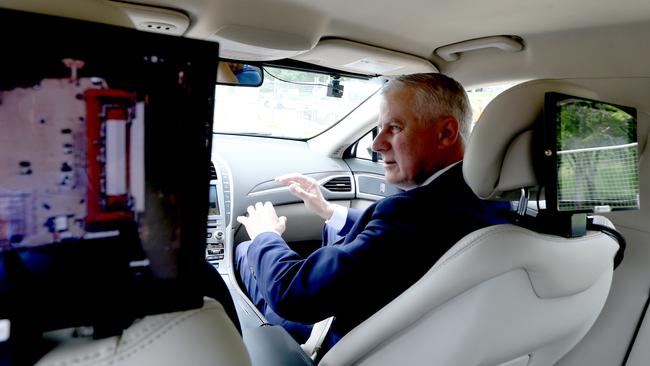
[294,39,438,76]
[212,25,318,61]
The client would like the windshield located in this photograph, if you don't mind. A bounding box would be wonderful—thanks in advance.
[213,66,384,139]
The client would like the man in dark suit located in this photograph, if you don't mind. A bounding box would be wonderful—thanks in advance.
[235,73,511,353]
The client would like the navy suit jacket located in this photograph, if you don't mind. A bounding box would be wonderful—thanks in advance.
[245,163,510,351]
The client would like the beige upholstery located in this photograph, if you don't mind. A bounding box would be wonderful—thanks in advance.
[36,298,251,366]
[319,224,618,366]
[464,79,598,201]
[318,79,618,366]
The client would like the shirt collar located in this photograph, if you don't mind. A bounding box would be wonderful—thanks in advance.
[415,160,462,189]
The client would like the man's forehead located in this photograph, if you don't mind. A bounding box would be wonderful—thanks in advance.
[378,89,418,123]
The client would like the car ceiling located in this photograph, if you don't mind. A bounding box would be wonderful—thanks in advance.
[3,0,649,229]
[4,0,650,117]
[6,0,650,63]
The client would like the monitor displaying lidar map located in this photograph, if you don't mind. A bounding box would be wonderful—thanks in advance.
[0,8,219,330]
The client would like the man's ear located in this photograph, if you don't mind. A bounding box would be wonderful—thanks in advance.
[437,116,460,148]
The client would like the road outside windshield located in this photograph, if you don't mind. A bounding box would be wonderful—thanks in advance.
[213,66,384,139]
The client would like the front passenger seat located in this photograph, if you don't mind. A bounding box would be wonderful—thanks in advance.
[317,79,620,366]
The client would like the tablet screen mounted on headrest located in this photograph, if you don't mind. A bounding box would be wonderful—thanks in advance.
[0,8,218,332]
[543,92,639,214]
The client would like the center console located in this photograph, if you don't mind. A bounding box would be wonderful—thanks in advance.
[204,158,316,366]
[206,159,232,272]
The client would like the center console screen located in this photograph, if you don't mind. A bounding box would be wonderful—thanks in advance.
[209,185,221,216]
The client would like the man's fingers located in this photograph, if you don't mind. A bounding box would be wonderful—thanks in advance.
[275,173,303,186]
[247,205,255,215]
[276,173,310,182]
[276,174,316,188]
[279,216,287,225]
[288,183,300,194]
[236,215,248,225]
[288,183,311,199]
[276,172,300,181]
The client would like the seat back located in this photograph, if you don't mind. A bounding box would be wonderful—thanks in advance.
[35,298,251,366]
[318,79,620,366]
[319,224,617,366]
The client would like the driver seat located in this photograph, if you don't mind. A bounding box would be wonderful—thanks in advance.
[317,79,620,366]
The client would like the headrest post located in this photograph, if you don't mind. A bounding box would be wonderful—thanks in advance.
[517,188,529,216]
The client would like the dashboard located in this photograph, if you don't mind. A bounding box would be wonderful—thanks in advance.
[203,134,400,328]
[201,133,403,364]
[204,133,403,273]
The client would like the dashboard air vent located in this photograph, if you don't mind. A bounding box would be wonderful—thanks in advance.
[323,177,352,192]
[210,162,218,180]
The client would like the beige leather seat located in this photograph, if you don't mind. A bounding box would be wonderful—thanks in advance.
[35,298,251,366]
[317,79,620,366]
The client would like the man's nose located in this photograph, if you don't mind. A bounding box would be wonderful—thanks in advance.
[372,131,387,152]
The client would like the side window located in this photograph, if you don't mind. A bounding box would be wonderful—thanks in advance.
[353,128,382,161]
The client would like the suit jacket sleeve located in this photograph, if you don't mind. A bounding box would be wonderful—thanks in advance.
[246,163,509,326]
[245,197,429,323]
[339,207,362,236]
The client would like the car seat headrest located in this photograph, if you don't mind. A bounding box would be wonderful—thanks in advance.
[463,79,598,201]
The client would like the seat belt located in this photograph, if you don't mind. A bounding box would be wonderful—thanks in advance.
[301,316,334,360]
[622,289,650,365]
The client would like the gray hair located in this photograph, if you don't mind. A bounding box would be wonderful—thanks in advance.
[382,73,472,144]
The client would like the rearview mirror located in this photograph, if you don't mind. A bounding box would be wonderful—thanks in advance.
[217,61,263,87]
